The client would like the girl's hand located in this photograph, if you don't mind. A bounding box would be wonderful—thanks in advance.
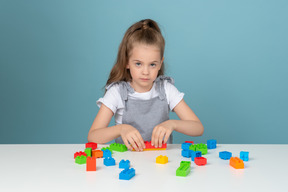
[151,120,175,148]
[120,124,145,152]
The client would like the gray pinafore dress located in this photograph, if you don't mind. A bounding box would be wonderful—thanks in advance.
[106,75,174,144]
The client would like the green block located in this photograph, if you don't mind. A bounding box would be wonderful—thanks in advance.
[196,143,208,155]
[109,143,128,152]
[75,155,87,164]
[85,148,92,157]
[189,144,197,151]
[176,164,191,177]
[180,161,191,166]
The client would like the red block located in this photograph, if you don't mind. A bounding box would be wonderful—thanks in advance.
[74,151,87,159]
[144,141,167,149]
[195,157,207,166]
[86,157,96,171]
[185,141,194,144]
[86,142,98,150]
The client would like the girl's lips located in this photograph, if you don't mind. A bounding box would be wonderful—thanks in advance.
[140,78,149,81]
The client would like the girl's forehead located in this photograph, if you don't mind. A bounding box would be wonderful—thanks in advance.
[129,43,161,57]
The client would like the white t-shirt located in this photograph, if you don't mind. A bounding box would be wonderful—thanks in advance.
[96,80,184,125]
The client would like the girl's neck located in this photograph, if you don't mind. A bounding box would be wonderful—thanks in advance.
[129,81,154,93]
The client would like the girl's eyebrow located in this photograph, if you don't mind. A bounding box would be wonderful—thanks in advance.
[132,59,159,63]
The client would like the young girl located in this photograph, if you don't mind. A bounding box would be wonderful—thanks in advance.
[88,19,204,151]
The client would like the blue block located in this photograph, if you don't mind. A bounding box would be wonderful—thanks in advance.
[240,151,249,161]
[102,149,112,158]
[191,151,202,161]
[104,157,116,166]
[219,151,232,160]
[181,142,192,150]
[119,168,135,180]
[181,149,191,158]
[119,159,130,169]
[207,139,217,149]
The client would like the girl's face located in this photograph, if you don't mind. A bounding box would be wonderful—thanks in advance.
[127,43,163,93]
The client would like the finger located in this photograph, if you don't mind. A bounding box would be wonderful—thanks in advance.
[135,132,145,150]
[128,137,140,152]
[153,129,161,148]
[158,130,166,147]
[123,138,133,151]
[151,126,159,147]
[163,130,172,144]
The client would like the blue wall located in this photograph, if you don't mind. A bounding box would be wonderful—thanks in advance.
[1,0,287,144]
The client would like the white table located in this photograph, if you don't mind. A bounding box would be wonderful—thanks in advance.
[0,144,287,192]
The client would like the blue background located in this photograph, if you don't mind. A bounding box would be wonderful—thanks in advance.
[1,0,287,144]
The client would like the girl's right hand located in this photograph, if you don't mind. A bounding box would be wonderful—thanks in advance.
[120,124,145,152]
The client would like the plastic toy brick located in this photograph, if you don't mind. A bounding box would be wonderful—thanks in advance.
[156,155,168,164]
[132,141,167,151]
[92,150,103,158]
[189,144,197,151]
[119,168,135,180]
[207,139,217,149]
[102,149,112,158]
[84,148,92,157]
[240,151,249,161]
[219,151,232,160]
[101,147,111,151]
[109,143,128,152]
[181,142,192,150]
[119,159,130,169]
[196,143,208,155]
[181,149,191,158]
[191,151,202,161]
[74,151,87,159]
[194,157,207,166]
[86,157,96,171]
[230,157,244,169]
[104,157,116,166]
[75,155,87,164]
[85,142,98,150]
[176,162,191,177]
[185,141,194,144]
[180,161,191,166]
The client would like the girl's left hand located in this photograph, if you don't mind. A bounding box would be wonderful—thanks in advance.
[151,120,175,148]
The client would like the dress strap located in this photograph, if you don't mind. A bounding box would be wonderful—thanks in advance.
[154,75,174,100]
[105,81,134,102]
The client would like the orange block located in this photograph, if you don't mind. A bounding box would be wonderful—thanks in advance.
[86,157,96,171]
[230,157,244,169]
[92,150,103,158]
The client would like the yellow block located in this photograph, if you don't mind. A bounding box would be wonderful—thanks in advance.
[156,155,168,164]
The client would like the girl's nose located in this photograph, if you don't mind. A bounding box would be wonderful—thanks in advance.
[142,66,149,75]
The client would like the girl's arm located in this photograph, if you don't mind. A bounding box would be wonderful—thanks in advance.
[87,104,145,151]
[151,99,204,147]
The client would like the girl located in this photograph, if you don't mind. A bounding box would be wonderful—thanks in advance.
[88,19,204,151]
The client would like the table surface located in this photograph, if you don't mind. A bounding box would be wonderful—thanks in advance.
[0,144,287,192]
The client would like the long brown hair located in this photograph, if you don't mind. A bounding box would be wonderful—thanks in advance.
[105,19,165,87]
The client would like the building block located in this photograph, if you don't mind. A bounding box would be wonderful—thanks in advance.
[185,141,194,144]
[85,142,97,150]
[207,139,217,149]
[104,157,116,166]
[219,151,232,160]
[74,151,87,159]
[84,148,92,157]
[196,143,208,155]
[176,161,191,177]
[156,155,168,164]
[191,151,202,161]
[86,157,96,171]
[101,147,111,151]
[92,150,103,158]
[109,143,128,152]
[102,149,112,158]
[119,159,130,169]
[240,151,249,161]
[181,142,192,150]
[133,141,167,151]
[189,144,197,151]
[230,157,244,169]
[119,168,135,180]
[75,155,87,164]
[181,149,191,158]
[194,157,207,166]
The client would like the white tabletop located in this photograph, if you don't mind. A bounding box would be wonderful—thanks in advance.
[0,144,287,192]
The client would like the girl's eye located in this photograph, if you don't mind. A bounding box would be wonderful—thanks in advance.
[150,63,156,67]
[135,62,141,66]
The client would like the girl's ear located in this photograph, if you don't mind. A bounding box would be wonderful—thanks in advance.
[126,63,130,69]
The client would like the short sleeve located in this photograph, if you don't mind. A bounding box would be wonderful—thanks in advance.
[96,84,123,114]
[164,80,185,111]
